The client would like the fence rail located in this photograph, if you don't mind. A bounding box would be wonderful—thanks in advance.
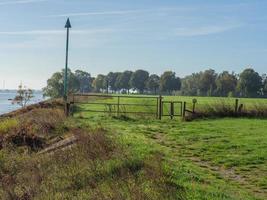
[70,93,161,118]
[68,94,267,120]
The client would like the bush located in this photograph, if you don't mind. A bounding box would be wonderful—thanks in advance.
[185,100,267,121]
[0,108,66,151]
[0,127,183,200]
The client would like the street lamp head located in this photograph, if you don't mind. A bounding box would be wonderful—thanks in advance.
[65,18,72,28]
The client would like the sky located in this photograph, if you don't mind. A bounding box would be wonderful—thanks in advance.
[0,0,267,89]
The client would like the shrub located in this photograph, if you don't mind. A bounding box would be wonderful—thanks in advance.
[0,119,18,135]
[185,100,267,121]
[1,108,66,151]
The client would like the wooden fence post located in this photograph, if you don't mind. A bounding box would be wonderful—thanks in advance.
[183,102,186,119]
[170,102,174,119]
[65,102,70,117]
[117,96,120,116]
[192,98,197,114]
[156,97,159,119]
[159,95,162,120]
[235,99,239,114]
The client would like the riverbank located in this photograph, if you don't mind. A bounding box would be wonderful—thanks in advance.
[1,99,266,199]
[0,100,181,199]
[0,91,44,115]
[0,99,63,118]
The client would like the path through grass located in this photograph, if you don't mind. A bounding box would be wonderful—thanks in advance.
[75,110,267,199]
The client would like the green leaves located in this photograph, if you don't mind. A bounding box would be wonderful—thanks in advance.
[12,84,34,107]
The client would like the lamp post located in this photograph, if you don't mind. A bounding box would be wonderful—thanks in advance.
[64,18,71,101]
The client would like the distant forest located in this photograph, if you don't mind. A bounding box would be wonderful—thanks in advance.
[43,68,267,98]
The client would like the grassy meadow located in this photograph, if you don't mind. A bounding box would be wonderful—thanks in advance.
[0,96,266,199]
[74,111,267,199]
[73,95,267,199]
[73,94,267,119]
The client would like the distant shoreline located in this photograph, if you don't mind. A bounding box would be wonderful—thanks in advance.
[0,98,61,119]
[0,91,45,115]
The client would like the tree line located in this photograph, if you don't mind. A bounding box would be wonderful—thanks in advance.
[43,68,267,98]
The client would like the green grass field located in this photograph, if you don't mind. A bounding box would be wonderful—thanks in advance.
[73,94,267,117]
[73,95,267,199]
[1,96,267,199]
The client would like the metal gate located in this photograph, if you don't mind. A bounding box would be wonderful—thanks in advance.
[70,94,185,119]
[161,101,183,119]
[71,94,160,118]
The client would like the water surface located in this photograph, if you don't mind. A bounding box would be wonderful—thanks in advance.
[0,91,44,115]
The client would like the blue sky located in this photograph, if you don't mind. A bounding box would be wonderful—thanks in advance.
[0,0,267,89]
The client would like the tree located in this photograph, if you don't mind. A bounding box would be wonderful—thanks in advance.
[43,72,63,98]
[43,68,80,98]
[237,68,262,97]
[160,71,181,94]
[130,70,149,93]
[115,71,133,93]
[263,75,267,97]
[146,74,160,94]
[93,74,106,93]
[216,71,237,97]
[75,70,93,93]
[104,72,120,93]
[199,69,217,96]
[12,84,34,108]
[181,73,201,96]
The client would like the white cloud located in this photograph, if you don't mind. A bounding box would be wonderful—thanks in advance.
[0,0,46,5]
[46,3,250,18]
[48,10,146,17]
[0,28,116,49]
[175,24,241,37]
[46,7,196,18]
[0,28,114,36]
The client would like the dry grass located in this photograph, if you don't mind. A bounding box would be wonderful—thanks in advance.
[0,104,182,199]
[0,99,64,119]
[185,101,267,121]
[75,128,115,160]
[0,126,182,200]
[16,108,66,136]
[0,108,66,151]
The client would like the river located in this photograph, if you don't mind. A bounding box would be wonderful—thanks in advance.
[0,91,45,115]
